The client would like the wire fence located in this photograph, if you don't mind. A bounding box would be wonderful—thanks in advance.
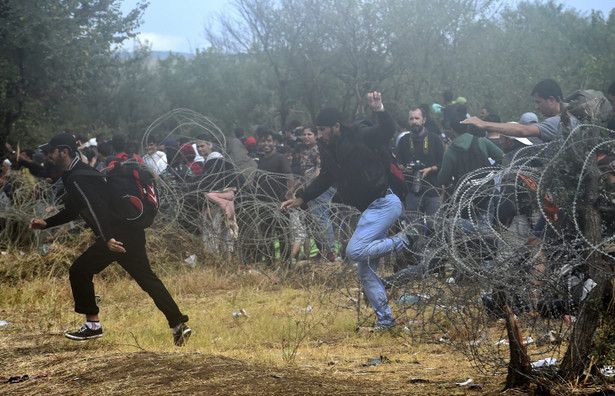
[2,110,615,390]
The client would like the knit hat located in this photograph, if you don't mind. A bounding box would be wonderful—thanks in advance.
[454,97,467,105]
[316,107,345,127]
[161,137,179,149]
[519,112,538,125]
[179,143,196,163]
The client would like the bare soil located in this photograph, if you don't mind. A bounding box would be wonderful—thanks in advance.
[0,321,508,395]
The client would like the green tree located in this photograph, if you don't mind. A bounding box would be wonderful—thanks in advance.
[576,9,615,92]
[207,0,326,129]
[0,0,146,150]
[154,48,274,135]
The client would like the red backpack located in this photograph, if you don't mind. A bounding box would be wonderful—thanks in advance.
[106,153,159,228]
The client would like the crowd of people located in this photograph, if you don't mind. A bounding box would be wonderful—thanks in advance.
[1,78,614,336]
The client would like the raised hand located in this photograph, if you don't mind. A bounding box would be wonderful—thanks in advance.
[367,91,384,112]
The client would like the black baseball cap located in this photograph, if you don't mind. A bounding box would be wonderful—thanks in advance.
[39,133,78,153]
[316,107,345,127]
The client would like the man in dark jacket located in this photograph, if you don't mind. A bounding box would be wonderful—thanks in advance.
[29,133,191,346]
[281,92,407,331]
[396,106,445,235]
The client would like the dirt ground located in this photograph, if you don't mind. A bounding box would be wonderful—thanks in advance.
[0,323,512,395]
[5,322,615,395]
[2,257,614,395]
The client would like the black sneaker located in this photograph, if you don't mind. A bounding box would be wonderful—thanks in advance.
[64,324,103,340]
[173,323,191,346]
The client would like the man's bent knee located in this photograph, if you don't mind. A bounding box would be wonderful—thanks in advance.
[345,242,365,261]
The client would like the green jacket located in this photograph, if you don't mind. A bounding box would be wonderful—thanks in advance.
[438,133,503,187]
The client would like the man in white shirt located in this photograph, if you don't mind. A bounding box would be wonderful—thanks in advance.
[142,138,167,175]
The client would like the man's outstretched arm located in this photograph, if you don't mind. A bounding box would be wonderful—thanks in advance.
[462,116,540,138]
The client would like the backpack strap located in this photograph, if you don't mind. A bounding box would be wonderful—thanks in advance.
[66,168,106,181]
[408,134,429,154]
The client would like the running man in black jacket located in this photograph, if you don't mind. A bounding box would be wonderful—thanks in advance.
[29,133,191,346]
[282,92,408,331]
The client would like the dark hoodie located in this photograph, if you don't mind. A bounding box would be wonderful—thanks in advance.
[438,133,503,187]
[44,156,117,242]
[299,111,396,212]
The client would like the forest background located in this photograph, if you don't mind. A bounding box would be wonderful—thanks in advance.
[1,0,614,152]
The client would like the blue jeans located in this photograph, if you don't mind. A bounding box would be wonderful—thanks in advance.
[346,191,405,328]
[308,187,336,253]
[383,256,441,285]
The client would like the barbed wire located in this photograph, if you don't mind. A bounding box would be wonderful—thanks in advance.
[2,110,615,391]
[385,122,615,389]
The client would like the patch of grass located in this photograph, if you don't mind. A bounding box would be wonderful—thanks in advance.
[3,234,611,394]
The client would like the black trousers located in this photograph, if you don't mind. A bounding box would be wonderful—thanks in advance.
[69,228,188,328]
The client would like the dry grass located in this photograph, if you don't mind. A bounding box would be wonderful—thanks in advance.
[0,233,613,395]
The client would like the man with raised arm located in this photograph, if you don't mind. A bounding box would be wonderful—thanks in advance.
[281,92,408,331]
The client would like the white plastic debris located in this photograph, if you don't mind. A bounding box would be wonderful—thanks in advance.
[232,308,249,318]
[581,278,597,301]
[456,378,473,386]
[494,336,533,345]
[600,366,615,377]
[0,320,10,327]
[531,357,557,368]
[184,254,197,267]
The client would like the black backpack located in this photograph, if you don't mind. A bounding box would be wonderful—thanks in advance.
[105,153,160,228]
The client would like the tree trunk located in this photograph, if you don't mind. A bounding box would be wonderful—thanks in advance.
[559,165,604,379]
[559,280,608,379]
[504,305,532,390]
[559,123,605,380]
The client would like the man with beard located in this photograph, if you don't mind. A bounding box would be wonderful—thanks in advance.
[395,107,445,235]
[282,92,408,331]
[28,133,191,346]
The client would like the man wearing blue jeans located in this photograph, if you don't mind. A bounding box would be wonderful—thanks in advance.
[281,92,407,330]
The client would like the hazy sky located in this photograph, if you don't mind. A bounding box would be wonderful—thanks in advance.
[119,0,614,54]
